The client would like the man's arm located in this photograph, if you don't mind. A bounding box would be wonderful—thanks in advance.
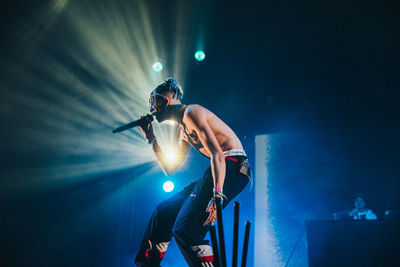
[185,106,226,226]
[186,106,226,190]
[139,121,189,176]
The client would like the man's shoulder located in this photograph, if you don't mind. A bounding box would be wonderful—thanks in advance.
[183,104,210,125]
[185,104,203,112]
[184,104,206,117]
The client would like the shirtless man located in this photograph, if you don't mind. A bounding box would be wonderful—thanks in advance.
[135,78,250,267]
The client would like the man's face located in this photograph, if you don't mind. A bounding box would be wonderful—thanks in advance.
[354,197,366,210]
[149,91,168,114]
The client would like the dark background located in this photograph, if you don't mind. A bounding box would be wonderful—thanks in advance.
[1,0,399,266]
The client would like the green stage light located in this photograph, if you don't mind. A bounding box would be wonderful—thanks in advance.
[152,61,163,72]
[194,50,205,61]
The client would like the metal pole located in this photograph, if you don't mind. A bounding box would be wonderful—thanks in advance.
[216,197,227,267]
[241,221,251,267]
[232,202,240,267]
[210,226,221,267]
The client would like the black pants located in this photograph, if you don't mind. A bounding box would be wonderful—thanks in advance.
[135,156,249,267]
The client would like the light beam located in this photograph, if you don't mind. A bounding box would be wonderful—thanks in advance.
[0,0,198,199]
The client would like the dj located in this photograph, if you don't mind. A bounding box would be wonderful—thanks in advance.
[134,78,250,267]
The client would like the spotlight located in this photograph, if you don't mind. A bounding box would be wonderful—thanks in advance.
[164,145,178,164]
[194,50,205,62]
[152,61,163,72]
[163,181,174,192]
[166,151,177,161]
[165,120,177,125]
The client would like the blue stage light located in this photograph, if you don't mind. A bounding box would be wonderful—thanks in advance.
[194,50,205,61]
[152,61,163,72]
[163,181,174,192]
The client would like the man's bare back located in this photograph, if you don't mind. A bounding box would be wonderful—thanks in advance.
[181,104,244,158]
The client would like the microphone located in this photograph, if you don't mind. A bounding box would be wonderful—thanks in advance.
[112,114,154,134]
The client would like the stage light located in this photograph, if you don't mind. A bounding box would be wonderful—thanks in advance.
[163,181,174,192]
[165,120,177,125]
[164,144,178,163]
[194,50,205,61]
[152,61,163,72]
[166,151,177,161]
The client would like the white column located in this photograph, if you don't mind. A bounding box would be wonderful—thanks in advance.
[254,134,280,266]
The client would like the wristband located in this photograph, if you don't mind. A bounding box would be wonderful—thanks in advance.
[213,187,223,193]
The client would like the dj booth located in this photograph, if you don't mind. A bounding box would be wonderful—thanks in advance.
[306,220,400,267]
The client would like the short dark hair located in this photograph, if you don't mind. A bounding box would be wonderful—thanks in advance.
[354,193,367,202]
[154,78,183,100]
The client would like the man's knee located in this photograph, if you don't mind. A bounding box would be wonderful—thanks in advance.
[172,225,184,241]
[172,223,209,248]
[173,217,211,242]
[172,223,194,245]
